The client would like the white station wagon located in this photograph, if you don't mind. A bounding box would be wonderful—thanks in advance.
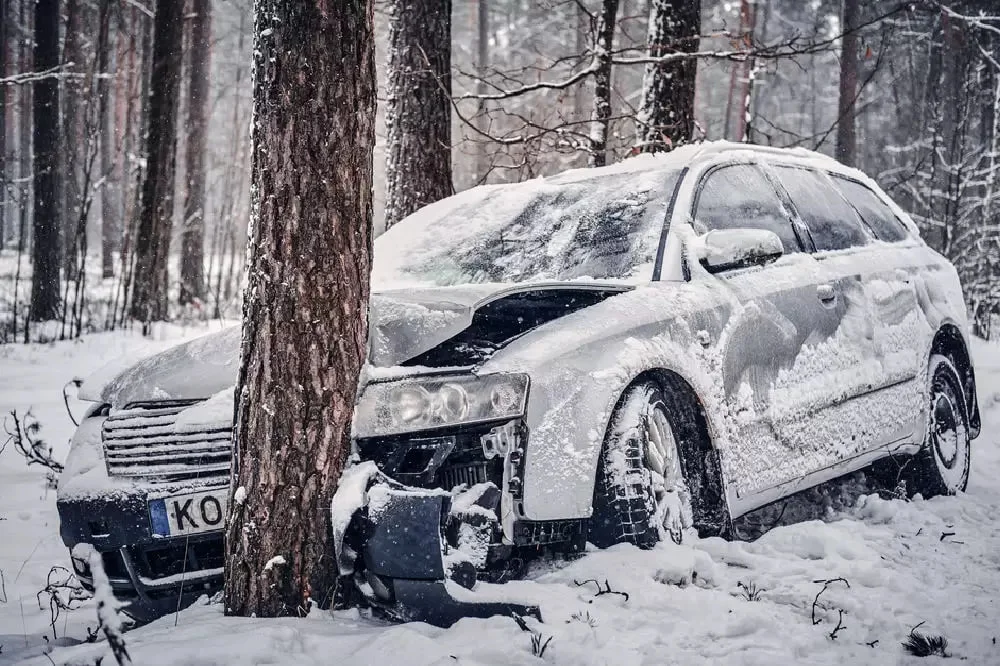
[59,142,981,625]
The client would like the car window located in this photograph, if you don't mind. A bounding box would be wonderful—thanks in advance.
[829,176,909,242]
[692,163,801,254]
[772,165,870,252]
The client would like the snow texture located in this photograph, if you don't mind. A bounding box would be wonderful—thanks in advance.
[3,327,1000,665]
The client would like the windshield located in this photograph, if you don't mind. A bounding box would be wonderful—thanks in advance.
[373,168,681,287]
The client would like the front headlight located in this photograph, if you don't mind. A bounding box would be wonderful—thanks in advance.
[354,373,529,438]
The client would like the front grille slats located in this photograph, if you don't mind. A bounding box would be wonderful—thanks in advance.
[103,401,232,481]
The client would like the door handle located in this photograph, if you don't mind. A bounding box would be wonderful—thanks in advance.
[817,284,838,305]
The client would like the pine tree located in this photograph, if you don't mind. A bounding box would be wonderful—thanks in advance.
[130,0,183,323]
[588,0,619,167]
[635,0,700,153]
[29,0,61,322]
[224,0,376,617]
[180,0,210,305]
[384,0,453,229]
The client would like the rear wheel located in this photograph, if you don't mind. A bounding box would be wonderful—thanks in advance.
[589,382,693,549]
[909,355,971,497]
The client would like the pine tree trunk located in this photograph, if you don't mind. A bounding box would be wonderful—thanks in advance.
[475,0,490,182]
[98,0,117,279]
[130,0,183,323]
[29,0,62,322]
[62,0,84,275]
[224,0,375,617]
[18,0,32,252]
[635,0,700,153]
[384,0,452,229]
[835,0,859,166]
[0,0,7,246]
[588,0,619,168]
[180,0,210,305]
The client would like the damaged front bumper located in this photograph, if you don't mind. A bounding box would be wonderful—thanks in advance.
[332,464,541,627]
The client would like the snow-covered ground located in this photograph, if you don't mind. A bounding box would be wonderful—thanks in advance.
[2,330,999,665]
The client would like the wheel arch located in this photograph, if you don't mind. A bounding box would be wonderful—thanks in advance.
[625,368,733,537]
[931,324,981,438]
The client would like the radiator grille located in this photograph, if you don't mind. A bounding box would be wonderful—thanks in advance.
[102,400,232,480]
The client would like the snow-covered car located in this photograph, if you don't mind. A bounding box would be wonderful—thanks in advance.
[57,142,981,625]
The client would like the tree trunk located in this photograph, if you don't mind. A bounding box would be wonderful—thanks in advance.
[180,0,210,304]
[635,0,700,153]
[475,0,490,182]
[224,0,375,617]
[29,0,62,322]
[835,0,859,166]
[62,0,84,275]
[0,0,8,246]
[18,0,32,252]
[588,0,619,168]
[98,0,117,279]
[129,0,183,323]
[384,0,452,229]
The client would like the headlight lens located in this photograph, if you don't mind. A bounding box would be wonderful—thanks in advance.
[355,373,529,438]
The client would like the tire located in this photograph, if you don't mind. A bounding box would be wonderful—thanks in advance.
[908,354,971,497]
[589,382,693,549]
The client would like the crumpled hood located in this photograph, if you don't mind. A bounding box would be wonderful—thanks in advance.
[82,282,628,407]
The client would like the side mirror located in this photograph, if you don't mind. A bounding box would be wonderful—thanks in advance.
[696,228,784,274]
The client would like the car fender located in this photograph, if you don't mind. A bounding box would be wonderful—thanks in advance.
[481,281,741,523]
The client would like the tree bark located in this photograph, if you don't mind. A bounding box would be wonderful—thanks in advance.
[180,0,210,304]
[29,0,62,322]
[384,0,452,229]
[0,0,8,246]
[129,0,183,323]
[98,0,117,279]
[475,0,490,182]
[62,0,85,275]
[835,0,859,166]
[588,0,619,167]
[635,0,700,153]
[224,0,375,617]
[17,0,32,252]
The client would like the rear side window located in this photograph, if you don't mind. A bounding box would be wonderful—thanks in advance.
[693,164,801,254]
[830,176,909,242]
[772,166,870,252]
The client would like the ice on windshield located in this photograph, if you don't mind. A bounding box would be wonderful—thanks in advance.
[373,166,681,287]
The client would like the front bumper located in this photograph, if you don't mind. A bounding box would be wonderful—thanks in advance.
[58,491,224,622]
[336,472,541,626]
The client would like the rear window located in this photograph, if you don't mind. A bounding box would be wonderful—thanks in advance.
[830,176,909,242]
[772,166,870,252]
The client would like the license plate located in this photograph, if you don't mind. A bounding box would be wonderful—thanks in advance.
[149,489,228,537]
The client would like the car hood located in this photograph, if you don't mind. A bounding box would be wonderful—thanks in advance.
[81,282,630,407]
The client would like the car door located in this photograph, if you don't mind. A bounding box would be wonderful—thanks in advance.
[765,163,903,463]
[826,174,930,443]
[689,161,869,504]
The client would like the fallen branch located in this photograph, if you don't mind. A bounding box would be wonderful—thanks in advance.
[573,578,630,602]
[36,566,89,639]
[811,578,850,626]
[76,544,132,666]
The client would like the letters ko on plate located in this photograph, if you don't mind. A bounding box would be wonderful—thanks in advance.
[148,489,228,537]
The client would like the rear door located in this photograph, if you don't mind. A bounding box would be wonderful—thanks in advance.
[827,175,930,440]
[689,162,863,501]
[766,163,894,462]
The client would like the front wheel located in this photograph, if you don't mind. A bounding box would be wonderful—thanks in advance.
[589,382,693,549]
[908,355,972,497]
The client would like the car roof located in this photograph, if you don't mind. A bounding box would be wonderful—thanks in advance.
[544,140,845,187]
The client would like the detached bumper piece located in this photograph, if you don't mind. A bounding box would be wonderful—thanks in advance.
[346,483,540,627]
